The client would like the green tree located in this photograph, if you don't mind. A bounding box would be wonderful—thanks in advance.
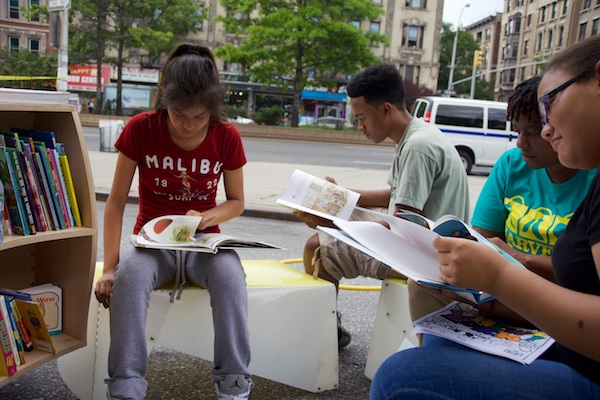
[0,49,57,90]
[215,0,388,127]
[438,22,479,97]
[70,0,204,115]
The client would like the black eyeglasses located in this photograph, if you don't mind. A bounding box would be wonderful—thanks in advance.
[538,67,593,127]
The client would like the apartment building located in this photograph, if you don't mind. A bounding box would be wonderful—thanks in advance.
[466,13,503,86]
[0,0,51,54]
[495,0,600,101]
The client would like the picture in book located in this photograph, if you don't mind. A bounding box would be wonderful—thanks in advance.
[413,301,555,365]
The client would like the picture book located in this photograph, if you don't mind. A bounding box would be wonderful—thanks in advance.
[20,283,62,335]
[0,304,16,376]
[34,142,65,229]
[7,297,33,352]
[277,169,360,221]
[57,145,81,227]
[2,297,24,364]
[412,301,556,365]
[15,299,55,354]
[0,145,27,235]
[130,215,283,253]
[0,295,21,366]
[4,147,35,235]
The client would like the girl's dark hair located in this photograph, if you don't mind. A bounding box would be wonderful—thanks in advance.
[155,44,226,122]
[546,35,600,80]
[346,64,406,110]
[506,76,541,122]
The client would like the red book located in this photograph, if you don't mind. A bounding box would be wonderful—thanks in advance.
[0,302,17,376]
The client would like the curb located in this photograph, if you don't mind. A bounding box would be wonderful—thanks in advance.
[94,191,299,222]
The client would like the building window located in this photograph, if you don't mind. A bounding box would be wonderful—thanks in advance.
[558,26,564,46]
[527,14,532,27]
[517,0,524,6]
[351,20,361,29]
[485,28,491,40]
[540,6,546,23]
[521,66,526,82]
[563,0,569,15]
[195,5,204,30]
[402,24,423,48]
[405,0,427,9]
[405,65,415,82]
[512,42,519,57]
[372,0,383,5]
[592,19,599,36]
[29,38,40,53]
[548,29,553,48]
[9,36,19,51]
[537,32,543,52]
[551,2,557,19]
[579,22,588,41]
[583,0,591,9]
[370,21,381,33]
[523,39,529,55]
[9,0,19,19]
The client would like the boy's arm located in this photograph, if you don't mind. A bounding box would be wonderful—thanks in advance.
[356,188,392,208]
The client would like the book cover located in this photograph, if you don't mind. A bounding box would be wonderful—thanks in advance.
[0,304,16,376]
[277,169,360,222]
[47,148,72,228]
[0,146,26,235]
[31,146,59,230]
[412,301,556,365]
[20,284,62,335]
[0,295,21,366]
[34,142,65,230]
[2,297,25,364]
[14,135,47,232]
[23,140,53,230]
[15,299,55,354]
[131,215,283,253]
[7,297,33,352]
[57,149,81,227]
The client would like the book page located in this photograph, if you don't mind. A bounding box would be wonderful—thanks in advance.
[277,169,360,221]
[413,301,555,365]
[139,215,202,244]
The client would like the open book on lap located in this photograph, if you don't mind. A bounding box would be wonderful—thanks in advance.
[130,215,283,253]
[413,301,555,365]
[276,169,360,221]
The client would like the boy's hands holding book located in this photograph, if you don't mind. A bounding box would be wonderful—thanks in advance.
[292,210,337,229]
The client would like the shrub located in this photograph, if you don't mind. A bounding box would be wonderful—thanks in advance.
[254,106,283,126]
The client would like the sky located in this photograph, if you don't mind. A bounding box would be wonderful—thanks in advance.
[443,0,505,27]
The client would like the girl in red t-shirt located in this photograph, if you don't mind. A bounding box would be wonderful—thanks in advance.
[95,44,252,400]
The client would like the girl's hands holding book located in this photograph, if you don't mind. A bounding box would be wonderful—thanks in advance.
[186,209,217,231]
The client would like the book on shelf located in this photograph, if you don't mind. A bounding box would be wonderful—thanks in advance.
[0,296,21,366]
[1,297,25,365]
[15,299,55,354]
[6,296,33,352]
[33,141,65,230]
[20,284,62,336]
[57,144,81,227]
[276,169,360,222]
[317,209,525,304]
[3,146,36,235]
[0,288,32,302]
[0,88,70,105]
[0,144,27,235]
[130,215,284,253]
[0,302,16,376]
[29,140,59,230]
[412,301,556,365]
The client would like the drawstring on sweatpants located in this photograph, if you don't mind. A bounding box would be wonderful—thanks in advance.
[170,250,188,303]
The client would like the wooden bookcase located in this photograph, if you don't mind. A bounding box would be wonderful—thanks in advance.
[0,103,97,386]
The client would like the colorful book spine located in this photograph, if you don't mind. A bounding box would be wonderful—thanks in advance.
[0,304,16,376]
[0,147,25,235]
[23,141,52,230]
[31,147,58,230]
[5,148,35,235]
[14,137,47,232]
[0,295,21,366]
[47,148,72,228]
[34,143,65,230]
[2,297,24,364]
[58,152,81,227]
[8,297,33,352]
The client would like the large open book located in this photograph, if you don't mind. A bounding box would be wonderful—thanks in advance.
[317,208,524,304]
[276,169,360,221]
[413,301,555,364]
[130,215,283,253]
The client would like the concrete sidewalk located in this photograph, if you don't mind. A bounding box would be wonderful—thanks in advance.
[87,149,485,219]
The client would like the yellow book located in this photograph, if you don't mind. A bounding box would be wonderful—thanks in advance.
[58,154,81,227]
[15,299,55,354]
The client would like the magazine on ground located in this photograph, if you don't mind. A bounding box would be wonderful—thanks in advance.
[317,209,525,304]
[130,215,283,253]
[276,169,360,221]
[412,301,555,365]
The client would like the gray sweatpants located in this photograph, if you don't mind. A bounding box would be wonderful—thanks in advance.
[105,245,251,400]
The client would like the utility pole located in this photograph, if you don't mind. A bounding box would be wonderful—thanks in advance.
[49,0,71,92]
[447,3,470,94]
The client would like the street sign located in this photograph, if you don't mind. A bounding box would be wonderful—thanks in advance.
[48,0,71,11]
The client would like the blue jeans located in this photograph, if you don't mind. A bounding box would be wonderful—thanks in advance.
[370,335,600,400]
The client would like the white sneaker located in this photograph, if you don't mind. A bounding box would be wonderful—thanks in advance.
[214,374,253,399]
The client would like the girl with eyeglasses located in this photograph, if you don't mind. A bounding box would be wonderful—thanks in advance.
[96,44,253,400]
[370,36,600,400]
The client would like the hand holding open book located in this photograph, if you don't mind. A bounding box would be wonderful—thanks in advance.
[131,215,283,253]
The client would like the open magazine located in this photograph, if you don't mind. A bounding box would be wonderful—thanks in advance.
[317,208,525,304]
[276,169,360,221]
[130,215,283,253]
[413,301,555,365]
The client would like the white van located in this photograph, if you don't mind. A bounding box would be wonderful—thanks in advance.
[412,96,516,174]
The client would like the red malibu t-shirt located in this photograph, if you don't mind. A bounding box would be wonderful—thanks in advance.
[115,110,247,234]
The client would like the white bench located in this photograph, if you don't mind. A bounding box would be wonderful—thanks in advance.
[57,260,338,399]
[364,278,418,379]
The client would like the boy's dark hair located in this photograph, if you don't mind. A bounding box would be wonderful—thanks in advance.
[547,35,600,80]
[346,64,406,110]
[506,76,541,123]
[155,44,226,122]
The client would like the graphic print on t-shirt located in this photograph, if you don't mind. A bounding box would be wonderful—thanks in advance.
[504,195,573,256]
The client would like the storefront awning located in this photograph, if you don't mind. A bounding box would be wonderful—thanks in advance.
[301,90,347,102]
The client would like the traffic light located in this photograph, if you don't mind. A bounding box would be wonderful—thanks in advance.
[473,50,484,69]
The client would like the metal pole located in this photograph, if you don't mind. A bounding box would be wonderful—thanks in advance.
[447,3,470,93]
[470,66,477,99]
[57,8,69,92]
